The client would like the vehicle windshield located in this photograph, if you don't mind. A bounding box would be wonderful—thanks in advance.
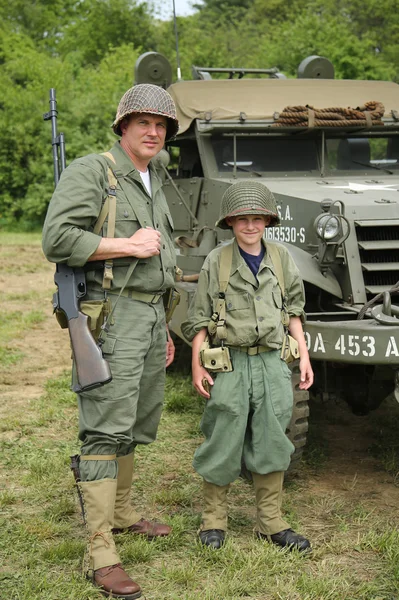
[211,134,399,175]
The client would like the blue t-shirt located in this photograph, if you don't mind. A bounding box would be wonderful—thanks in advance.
[239,245,265,278]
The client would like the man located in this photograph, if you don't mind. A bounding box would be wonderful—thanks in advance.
[181,181,313,553]
[42,84,179,600]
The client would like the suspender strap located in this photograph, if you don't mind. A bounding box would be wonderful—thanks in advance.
[93,152,118,290]
[267,243,290,327]
[208,241,233,341]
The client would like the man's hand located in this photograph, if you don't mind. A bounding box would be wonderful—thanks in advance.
[128,227,161,258]
[87,227,161,261]
[166,327,175,368]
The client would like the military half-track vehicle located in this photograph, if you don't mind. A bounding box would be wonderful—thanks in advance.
[137,52,399,459]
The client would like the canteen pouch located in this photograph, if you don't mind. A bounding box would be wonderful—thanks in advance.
[200,336,233,373]
[54,298,112,337]
[164,288,181,323]
[79,298,112,342]
[280,333,300,363]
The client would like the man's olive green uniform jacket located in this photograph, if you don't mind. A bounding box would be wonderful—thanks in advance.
[42,142,176,481]
[182,239,305,485]
[42,142,176,293]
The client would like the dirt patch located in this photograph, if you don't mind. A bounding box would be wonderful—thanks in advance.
[0,248,71,414]
[303,397,399,521]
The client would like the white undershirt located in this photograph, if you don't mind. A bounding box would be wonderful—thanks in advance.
[139,169,152,197]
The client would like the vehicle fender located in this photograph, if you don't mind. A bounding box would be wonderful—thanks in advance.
[278,241,343,299]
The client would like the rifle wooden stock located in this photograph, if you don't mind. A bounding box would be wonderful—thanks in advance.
[68,313,112,393]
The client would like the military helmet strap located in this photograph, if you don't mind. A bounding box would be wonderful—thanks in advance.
[208,241,234,342]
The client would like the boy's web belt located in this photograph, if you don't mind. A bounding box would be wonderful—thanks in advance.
[234,345,271,355]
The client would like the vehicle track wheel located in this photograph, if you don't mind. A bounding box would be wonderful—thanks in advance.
[286,360,310,472]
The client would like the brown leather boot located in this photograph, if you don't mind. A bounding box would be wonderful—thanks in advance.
[113,517,171,538]
[78,479,142,598]
[94,563,141,599]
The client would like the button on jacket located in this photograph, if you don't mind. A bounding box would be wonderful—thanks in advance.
[181,238,305,349]
[42,141,176,293]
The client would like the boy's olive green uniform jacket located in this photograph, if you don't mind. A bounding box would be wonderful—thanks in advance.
[42,142,176,293]
[181,238,305,348]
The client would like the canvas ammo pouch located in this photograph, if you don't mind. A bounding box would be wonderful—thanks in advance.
[280,332,300,363]
[163,288,181,323]
[79,298,112,342]
[200,335,233,373]
[199,242,234,373]
[54,297,111,342]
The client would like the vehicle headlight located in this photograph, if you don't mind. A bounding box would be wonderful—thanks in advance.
[315,214,340,240]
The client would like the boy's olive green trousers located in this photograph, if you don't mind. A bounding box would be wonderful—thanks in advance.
[194,349,295,486]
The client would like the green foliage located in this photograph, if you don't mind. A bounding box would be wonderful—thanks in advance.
[0,0,398,229]
[57,0,155,66]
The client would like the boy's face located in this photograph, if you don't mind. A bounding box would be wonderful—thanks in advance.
[225,214,271,251]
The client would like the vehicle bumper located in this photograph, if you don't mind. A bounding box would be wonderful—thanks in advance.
[305,319,399,365]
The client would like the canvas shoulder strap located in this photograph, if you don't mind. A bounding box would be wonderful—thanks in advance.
[208,241,234,342]
[267,242,290,327]
[267,242,285,296]
[93,152,118,289]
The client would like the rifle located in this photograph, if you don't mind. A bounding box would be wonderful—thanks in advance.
[44,89,112,393]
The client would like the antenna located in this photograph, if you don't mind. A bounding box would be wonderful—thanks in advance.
[172,0,182,81]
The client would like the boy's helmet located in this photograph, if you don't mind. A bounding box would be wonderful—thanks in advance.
[216,181,280,229]
[112,84,179,141]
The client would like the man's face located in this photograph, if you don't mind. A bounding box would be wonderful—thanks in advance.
[120,112,167,169]
[226,214,271,251]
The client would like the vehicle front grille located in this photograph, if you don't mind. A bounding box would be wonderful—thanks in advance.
[355,221,399,296]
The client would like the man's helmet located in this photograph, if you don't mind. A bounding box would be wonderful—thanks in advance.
[216,181,280,229]
[112,84,179,141]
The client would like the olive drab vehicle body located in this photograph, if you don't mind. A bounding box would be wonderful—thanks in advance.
[137,53,399,449]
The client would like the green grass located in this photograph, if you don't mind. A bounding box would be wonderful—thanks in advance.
[1,233,399,600]
[0,309,46,368]
[0,231,43,245]
[1,375,399,600]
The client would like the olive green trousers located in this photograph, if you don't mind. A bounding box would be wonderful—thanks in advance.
[194,350,294,486]
[77,293,167,482]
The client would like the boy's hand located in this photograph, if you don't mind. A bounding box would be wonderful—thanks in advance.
[193,365,214,399]
[299,356,314,390]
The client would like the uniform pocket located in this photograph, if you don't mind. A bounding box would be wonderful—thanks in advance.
[272,289,283,309]
[113,203,141,238]
[225,293,250,311]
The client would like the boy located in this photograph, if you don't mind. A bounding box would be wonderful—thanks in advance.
[181,181,313,552]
